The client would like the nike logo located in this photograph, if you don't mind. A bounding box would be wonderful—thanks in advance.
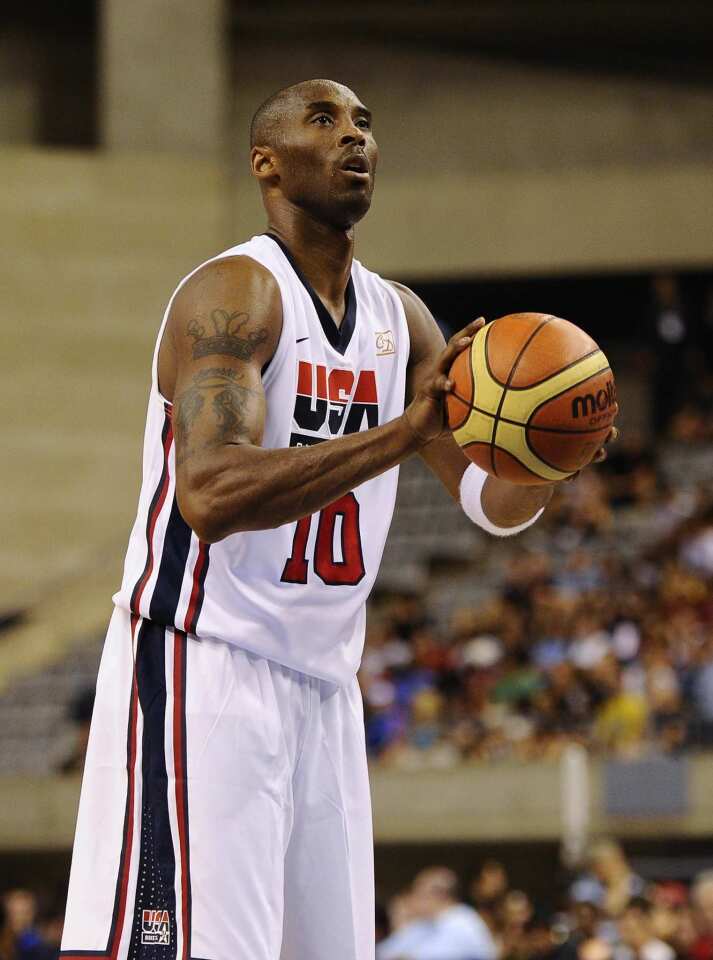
[296,336,309,343]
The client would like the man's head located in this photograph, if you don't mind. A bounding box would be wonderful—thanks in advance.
[619,897,653,949]
[410,867,459,921]
[578,937,614,960]
[250,79,377,231]
[588,839,628,884]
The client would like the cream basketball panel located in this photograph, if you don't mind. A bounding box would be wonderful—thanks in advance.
[501,351,609,424]
[451,329,504,446]
[493,421,571,481]
[471,327,505,415]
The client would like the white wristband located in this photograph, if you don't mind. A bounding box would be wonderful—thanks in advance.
[459,463,545,537]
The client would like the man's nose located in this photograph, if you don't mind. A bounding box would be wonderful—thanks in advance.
[339,126,366,148]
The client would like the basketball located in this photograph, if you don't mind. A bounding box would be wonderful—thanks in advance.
[446,313,618,484]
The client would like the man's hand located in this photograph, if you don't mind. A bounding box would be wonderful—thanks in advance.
[564,425,620,482]
[402,318,485,444]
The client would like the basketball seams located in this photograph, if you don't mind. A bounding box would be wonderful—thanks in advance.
[503,347,601,391]
[489,316,554,478]
[495,419,572,481]
[464,401,616,435]
[482,323,501,387]
[448,391,471,431]
[463,439,567,484]
[502,351,609,426]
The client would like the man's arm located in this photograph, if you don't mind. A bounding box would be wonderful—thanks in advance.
[390,280,554,528]
[164,256,479,543]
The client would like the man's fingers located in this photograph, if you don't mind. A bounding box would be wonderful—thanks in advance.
[451,317,485,344]
[427,373,454,396]
[606,426,620,444]
[437,336,472,374]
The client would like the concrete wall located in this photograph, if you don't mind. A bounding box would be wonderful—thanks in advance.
[0,149,222,630]
[3,755,713,850]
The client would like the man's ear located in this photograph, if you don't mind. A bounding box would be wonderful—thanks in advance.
[251,146,278,181]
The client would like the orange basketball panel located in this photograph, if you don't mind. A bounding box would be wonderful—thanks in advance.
[507,316,600,389]
[446,348,474,431]
[461,440,494,475]
[446,391,471,432]
[526,425,612,473]
[485,314,551,386]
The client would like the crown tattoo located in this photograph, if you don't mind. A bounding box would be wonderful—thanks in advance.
[188,309,267,361]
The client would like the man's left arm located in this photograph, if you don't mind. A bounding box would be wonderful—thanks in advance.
[390,280,553,534]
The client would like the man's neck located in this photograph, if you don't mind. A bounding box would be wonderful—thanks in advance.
[266,202,355,326]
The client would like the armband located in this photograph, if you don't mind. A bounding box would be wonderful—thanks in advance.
[458,463,544,537]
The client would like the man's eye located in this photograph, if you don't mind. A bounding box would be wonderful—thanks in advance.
[313,114,333,125]
[356,118,371,129]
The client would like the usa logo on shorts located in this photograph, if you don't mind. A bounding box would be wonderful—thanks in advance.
[141,909,170,946]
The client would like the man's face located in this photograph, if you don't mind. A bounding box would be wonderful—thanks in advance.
[619,908,648,947]
[272,83,378,229]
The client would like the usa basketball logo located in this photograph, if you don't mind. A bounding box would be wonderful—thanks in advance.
[141,909,170,946]
[291,361,379,446]
[375,330,395,356]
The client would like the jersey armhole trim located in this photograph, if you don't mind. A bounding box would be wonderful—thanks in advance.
[377,275,411,368]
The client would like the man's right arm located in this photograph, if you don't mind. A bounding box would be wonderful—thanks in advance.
[166,256,476,543]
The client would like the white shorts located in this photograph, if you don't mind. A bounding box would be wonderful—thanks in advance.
[61,606,375,960]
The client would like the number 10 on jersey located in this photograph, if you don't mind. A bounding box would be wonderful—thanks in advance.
[281,492,366,586]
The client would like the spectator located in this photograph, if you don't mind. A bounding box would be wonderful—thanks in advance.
[471,861,509,933]
[1,891,55,960]
[378,866,497,960]
[616,897,675,960]
[499,891,535,960]
[690,872,713,960]
[579,939,614,960]
[573,842,645,919]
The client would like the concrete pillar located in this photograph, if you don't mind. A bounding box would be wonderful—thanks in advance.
[101,0,226,154]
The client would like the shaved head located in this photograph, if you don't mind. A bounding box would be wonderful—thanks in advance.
[250,79,360,148]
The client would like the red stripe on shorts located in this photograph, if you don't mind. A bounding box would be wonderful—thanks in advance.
[184,542,209,635]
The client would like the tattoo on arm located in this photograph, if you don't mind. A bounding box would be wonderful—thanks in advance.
[174,367,258,466]
[187,309,268,361]
[175,390,204,443]
[212,388,245,442]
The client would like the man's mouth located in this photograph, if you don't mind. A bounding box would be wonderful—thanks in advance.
[339,153,370,180]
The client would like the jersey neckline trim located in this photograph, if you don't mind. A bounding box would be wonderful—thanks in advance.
[264,233,357,356]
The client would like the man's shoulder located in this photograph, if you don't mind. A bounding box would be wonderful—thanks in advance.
[178,250,279,299]
[383,278,430,319]
[168,251,282,332]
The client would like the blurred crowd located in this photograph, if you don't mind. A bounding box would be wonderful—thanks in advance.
[361,456,713,765]
[361,273,713,766]
[376,841,713,960]
[0,890,62,960]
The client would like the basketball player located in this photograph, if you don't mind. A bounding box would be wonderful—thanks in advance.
[61,80,612,960]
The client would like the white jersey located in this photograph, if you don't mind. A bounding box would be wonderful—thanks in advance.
[114,233,409,684]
